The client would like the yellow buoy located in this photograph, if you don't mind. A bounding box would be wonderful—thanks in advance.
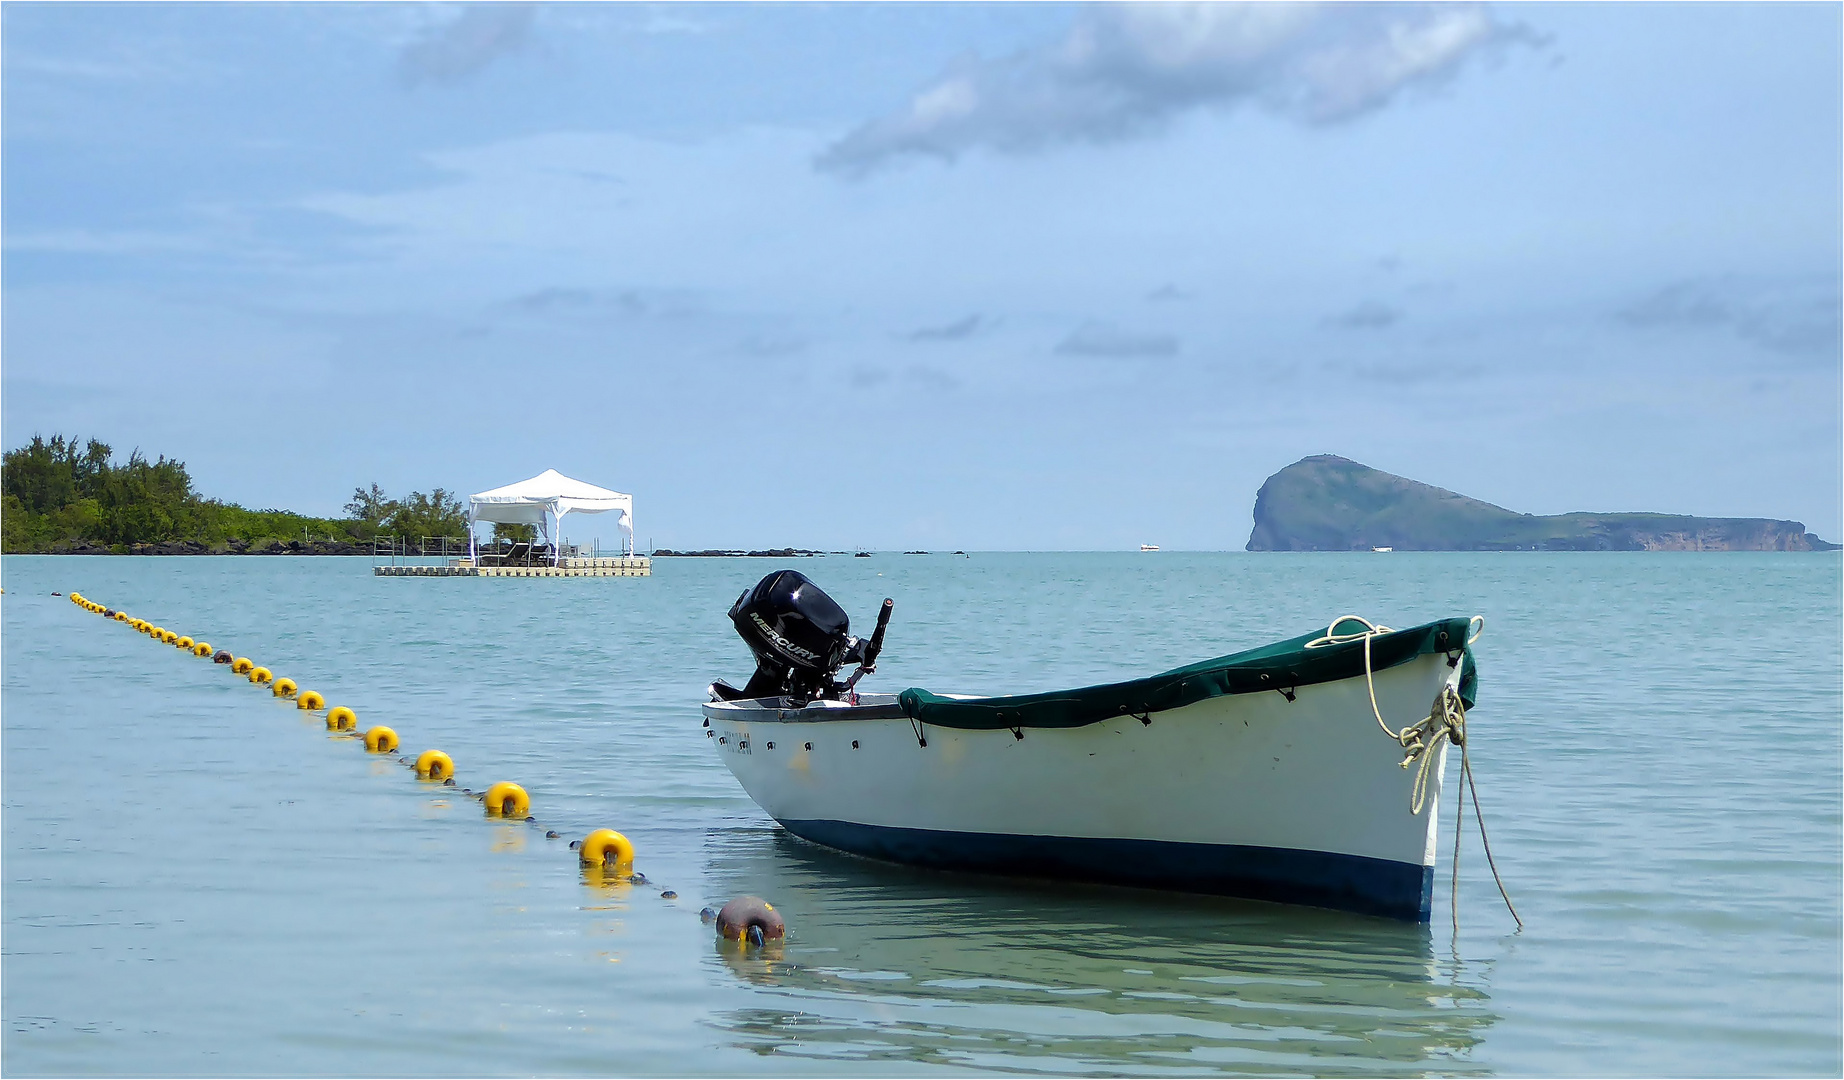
[271,677,297,697]
[152,626,167,639]
[579,829,634,869]
[176,636,194,650]
[484,782,530,818]
[326,705,357,731]
[248,666,273,685]
[297,690,325,710]
[363,726,398,753]
[231,657,253,674]
[414,750,454,780]
[114,612,128,622]
[161,630,178,644]
[192,642,212,657]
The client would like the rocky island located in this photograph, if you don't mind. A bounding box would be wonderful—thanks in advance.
[1248,455,1838,552]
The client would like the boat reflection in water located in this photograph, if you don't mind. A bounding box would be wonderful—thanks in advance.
[702,827,1498,1076]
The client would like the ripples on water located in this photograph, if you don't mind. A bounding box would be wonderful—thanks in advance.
[2,553,1838,1076]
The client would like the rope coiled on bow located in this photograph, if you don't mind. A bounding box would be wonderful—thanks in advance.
[1306,614,1521,929]
[1305,616,1448,812]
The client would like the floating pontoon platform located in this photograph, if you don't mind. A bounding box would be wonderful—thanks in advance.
[374,557,650,578]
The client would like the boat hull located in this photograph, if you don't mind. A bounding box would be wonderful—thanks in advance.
[704,651,1458,920]
[776,821,1433,918]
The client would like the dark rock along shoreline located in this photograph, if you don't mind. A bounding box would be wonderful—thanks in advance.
[53,543,824,557]
[651,549,823,558]
[53,539,370,556]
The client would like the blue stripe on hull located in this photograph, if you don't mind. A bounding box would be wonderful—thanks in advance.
[779,818,1434,921]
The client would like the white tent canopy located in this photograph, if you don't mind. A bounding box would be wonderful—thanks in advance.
[469,469,634,562]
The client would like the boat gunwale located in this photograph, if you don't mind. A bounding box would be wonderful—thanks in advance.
[898,616,1476,731]
[704,695,910,723]
[703,617,1478,731]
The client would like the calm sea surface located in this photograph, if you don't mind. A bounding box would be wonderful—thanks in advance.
[3,552,1839,1077]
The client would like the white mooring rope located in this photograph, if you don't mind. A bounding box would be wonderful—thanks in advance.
[1306,614,1522,930]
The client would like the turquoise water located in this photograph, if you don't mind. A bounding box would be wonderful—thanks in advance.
[3,552,1839,1077]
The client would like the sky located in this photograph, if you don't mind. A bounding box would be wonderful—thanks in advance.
[4,2,1839,550]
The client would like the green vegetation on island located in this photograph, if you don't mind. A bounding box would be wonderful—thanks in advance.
[1248,455,1839,552]
[1,434,467,555]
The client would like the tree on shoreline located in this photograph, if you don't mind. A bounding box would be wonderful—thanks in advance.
[384,488,467,540]
[0,434,463,554]
[344,483,396,541]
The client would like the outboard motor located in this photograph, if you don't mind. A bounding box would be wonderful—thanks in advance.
[714,570,892,706]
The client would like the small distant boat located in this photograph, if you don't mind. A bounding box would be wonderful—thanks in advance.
[1373,546,1394,553]
[1140,544,1160,552]
[705,570,1484,921]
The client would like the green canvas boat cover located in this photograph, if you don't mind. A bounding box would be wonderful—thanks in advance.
[899,617,1478,731]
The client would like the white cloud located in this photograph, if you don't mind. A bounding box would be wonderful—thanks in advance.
[819,2,1532,174]
[3,229,205,255]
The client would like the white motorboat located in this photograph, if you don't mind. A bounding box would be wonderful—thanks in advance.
[705,571,1482,921]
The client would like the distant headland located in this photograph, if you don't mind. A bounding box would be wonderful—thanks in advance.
[1248,455,1839,552]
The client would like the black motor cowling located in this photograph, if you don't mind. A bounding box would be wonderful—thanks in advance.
[720,570,891,705]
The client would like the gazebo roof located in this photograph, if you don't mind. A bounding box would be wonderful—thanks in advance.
[468,469,632,529]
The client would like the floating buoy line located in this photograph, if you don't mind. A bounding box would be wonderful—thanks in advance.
[64,589,785,948]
